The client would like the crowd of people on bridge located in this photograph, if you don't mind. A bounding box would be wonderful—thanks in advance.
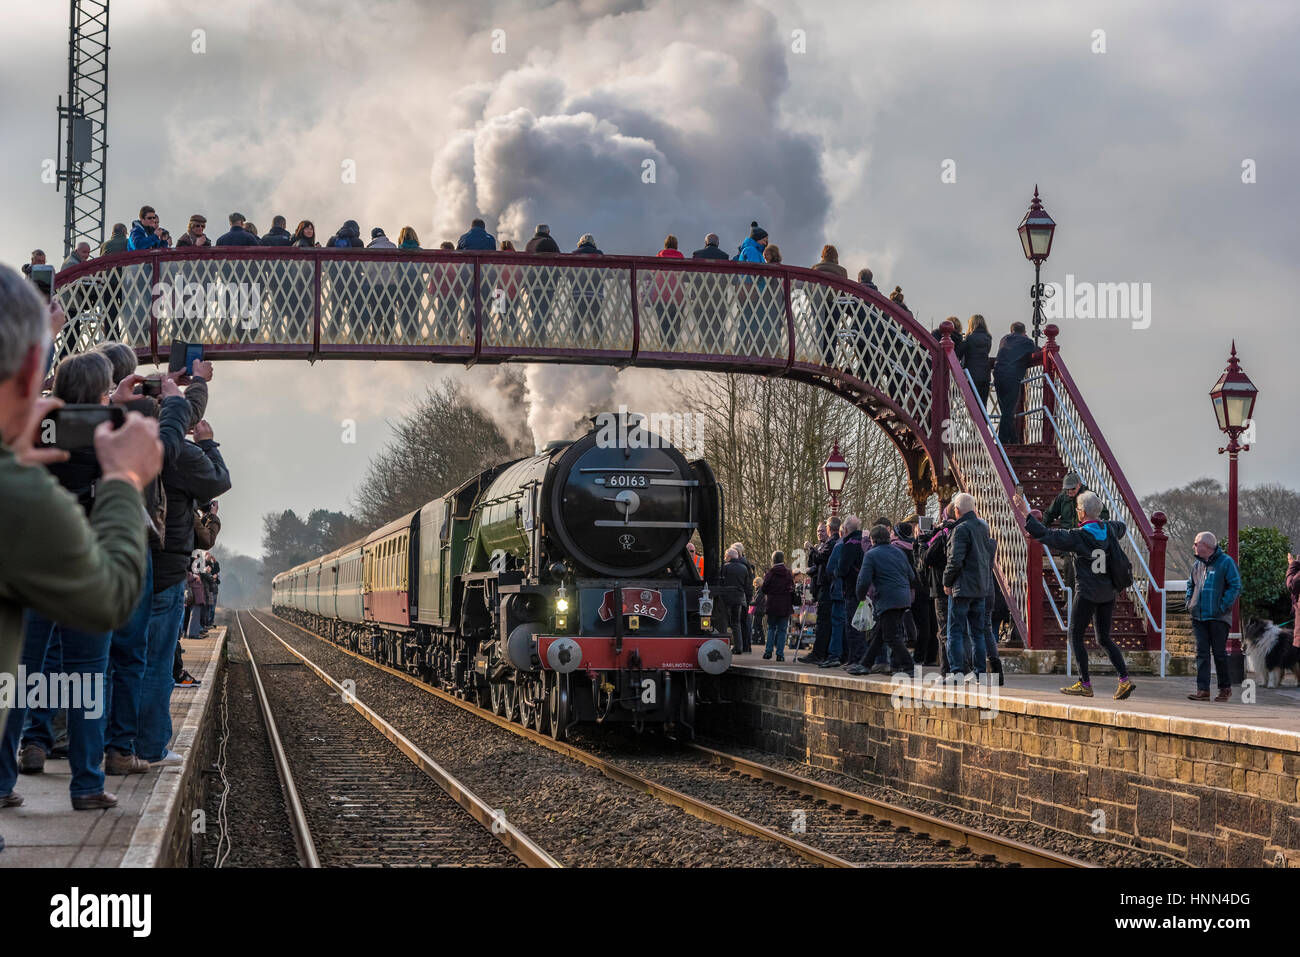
[0,264,233,850]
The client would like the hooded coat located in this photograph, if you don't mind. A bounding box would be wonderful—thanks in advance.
[457,225,497,250]
[329,221,365,248]
[761,563,796,618]
[1024,513,1128,603]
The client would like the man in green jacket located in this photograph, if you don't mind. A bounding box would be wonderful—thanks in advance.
[0,266,162,842]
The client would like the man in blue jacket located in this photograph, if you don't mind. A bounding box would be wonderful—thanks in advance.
[820,516,863,669]
[457,218,497,251]
[851,524,917,676]
[1186,531,1241,702]
[128,207,170,251]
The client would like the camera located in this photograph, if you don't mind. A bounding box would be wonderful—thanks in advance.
[39,405,125,451]
[140,376,163,397]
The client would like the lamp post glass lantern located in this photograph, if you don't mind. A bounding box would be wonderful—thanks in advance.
[1018,185,1056,344]
[823,442,849,516]
[1210,341,1258,657]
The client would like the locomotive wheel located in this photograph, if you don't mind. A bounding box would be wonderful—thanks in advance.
[519,677,540,731]
[532,676,551,735]
[504,681,521,723]
[549,674,570,741]
[489,681,506,716]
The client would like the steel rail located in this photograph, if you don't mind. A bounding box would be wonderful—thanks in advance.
[264,610,1091,869]
[685,745,1092,869]
[234,612,320,868]
[242,611,560,869]
[259,611,850,867]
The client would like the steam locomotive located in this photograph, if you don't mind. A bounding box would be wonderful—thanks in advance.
[271,413,733,740]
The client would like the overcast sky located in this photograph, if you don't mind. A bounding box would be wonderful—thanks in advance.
[2,0,1296,558]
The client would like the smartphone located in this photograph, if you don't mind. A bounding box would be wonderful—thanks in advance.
[39,405,125,450]
[168,339,205,377]
[29,264,55,300]
[918,515,934,533]
[140,375,163,397]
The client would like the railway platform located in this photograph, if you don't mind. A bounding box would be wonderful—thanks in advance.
[701,649,1300,867]
[0,628,227,868]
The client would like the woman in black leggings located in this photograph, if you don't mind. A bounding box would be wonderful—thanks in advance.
[1015,490,1135,700]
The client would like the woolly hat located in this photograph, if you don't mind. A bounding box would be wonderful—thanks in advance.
[749,220,768,241]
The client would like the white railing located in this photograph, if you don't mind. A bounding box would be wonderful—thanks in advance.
[944,371,1031,643]
[1027,370,1167,672]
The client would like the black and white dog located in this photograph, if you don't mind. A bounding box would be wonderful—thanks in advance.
[1243,619,1300,689]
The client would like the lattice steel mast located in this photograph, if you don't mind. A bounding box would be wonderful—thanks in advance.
[56,0,110,259]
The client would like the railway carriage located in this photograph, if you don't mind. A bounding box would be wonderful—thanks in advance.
[274,413,733,740]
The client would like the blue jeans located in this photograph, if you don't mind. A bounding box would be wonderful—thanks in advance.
[0,614,110,799]
[765,617,790,659]
[136,581,185,762]
[946,595,989,675]
[828,600,846,659]
[106,552,153,755]
[21,628,62,752]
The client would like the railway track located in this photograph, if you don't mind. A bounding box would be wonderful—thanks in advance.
[233,611,558,868]
[258,610,1090,868]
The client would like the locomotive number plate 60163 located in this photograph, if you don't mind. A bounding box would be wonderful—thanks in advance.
[604,474,649,488]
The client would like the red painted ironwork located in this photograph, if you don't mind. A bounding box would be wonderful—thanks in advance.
[1150,510,1168,641]
[536,635,710,672]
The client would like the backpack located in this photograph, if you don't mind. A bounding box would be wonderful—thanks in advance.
[1105,527,1134,592]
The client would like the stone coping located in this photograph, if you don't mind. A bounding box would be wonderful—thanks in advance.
[120,627,226,868]
[731,661,1300,754]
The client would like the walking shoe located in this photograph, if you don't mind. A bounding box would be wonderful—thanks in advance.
[844,663,868,676]
[104,750,150,775]
[18,744,45,774]
[1114,679,1136,700]
[796,655,824,665]
[71,792,118,811]
[148,750,184,767]
[1214,688,1231,703]
[762,652,772,660]
[818,658,843,668]
[1061,680,1094,697]
[776,656,785,662]
[869,663,890,675]
[176,670,202,688]
[1187,690,1210,701]
[0,792,24,808]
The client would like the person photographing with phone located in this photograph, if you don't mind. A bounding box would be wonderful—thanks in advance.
[1012,488,1136,701]
[0,265,163,828]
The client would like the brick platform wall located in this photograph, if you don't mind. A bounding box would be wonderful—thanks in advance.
[699,669,1300,867]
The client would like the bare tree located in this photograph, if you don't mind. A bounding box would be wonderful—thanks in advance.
[350,379,525,527]
[681,373,911,572]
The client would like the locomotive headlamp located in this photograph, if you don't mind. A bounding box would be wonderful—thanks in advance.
[699,584,714,631]
[555,584,570,629]
[627,614,640,631]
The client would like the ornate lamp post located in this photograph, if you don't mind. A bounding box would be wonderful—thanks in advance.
[823,441,849,517]
[1210,342,1259,657]
[1017,185,1057,345]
